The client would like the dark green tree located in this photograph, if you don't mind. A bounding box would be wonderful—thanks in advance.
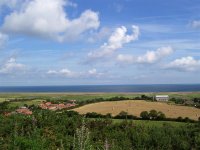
[157,111,166,120]
[140,111,149,119]
[149,110,158,120]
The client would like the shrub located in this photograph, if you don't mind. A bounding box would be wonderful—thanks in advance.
[85,112,103,118]
[114,111,128,119]
[149,110,158,120]
[176,116,183,122]
[140,111,150,120]
[157,111,166,120]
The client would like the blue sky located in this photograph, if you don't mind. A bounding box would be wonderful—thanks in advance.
[0,0,200,86]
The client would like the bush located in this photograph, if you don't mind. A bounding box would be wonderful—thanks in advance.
[157,111,166,120]
[105,113,112,118]
[140,111,149,120]
[140,95,153,100]
[193,98,200,103]
[170,98,185,104]
[149,110,158,120]
[176,116,183,122]
[114,111,128,119]
[85,112,104,118]
[0,101,9,114]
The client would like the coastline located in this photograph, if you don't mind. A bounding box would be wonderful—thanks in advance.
[1,84,200,93]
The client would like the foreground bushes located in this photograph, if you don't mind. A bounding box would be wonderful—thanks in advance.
[0,110,200,150]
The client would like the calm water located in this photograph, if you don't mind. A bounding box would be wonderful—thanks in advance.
[0,84,200,93]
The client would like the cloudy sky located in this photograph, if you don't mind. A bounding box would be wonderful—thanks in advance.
[0,0,200,86]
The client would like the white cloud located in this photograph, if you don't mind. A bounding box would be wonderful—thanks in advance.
[47,68,104,78]
[87,27,111,43]
[0,58,26,74]
[166,56,200,71]
[88,68,104,77]
[88,68,97,75]
[1,0,77,9]
[137,46,173,63]
[117,46,173,64]
[2,0,100,42]
[0,0,20,9]
[191,20,200,29]
[47,68,77,77]
[66,1,77,8]
[117,54,135,63]
[88,25,139,59]
[0,32,8,48]
[46,70,58,74]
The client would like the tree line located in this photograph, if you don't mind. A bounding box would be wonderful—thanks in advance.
[84,110,198,123]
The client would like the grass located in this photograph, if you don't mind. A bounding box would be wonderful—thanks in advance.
[0,98,6,102]
[163,92,200,99]
[89,118,190,127]
[112,119,190,127]
[8,99,45,108]
[0,92,200,101]
[0,93,142,101]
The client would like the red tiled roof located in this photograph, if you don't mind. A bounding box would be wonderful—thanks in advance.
[39,102,77,110]
[16,108,32,115]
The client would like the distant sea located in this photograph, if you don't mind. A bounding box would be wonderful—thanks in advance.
[0,84,200,93]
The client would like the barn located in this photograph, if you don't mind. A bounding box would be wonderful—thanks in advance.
[155,95,169,101]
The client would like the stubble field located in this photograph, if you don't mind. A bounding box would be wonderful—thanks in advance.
[74,100,200,120]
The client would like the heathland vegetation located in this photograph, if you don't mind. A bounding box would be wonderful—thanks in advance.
[0,108,200,150]
[0,109,200,149]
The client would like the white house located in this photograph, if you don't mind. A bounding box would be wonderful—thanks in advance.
[155,95,169,101]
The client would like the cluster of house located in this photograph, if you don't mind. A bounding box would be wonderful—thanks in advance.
[4,106,33,116]
[4,100,77,116]
[38,100,77,111]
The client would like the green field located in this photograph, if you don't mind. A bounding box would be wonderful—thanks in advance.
[8,99,45,107]
[90,118,190,127]
[0,98,6,102]
[112,119,190,127]
[0,93,142,101]
[0,92,200,101]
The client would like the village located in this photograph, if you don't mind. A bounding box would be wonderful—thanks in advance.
[4,100,77,116]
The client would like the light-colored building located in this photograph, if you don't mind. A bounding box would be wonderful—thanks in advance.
[155,95,169,101]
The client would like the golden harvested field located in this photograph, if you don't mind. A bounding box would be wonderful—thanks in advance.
[74,100,200,120]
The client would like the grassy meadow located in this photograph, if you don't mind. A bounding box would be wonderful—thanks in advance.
[0,91,200,101]
[8,99,45,108]
[111,119,190,127]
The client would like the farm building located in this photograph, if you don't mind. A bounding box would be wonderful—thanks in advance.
[155,95,169,101]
